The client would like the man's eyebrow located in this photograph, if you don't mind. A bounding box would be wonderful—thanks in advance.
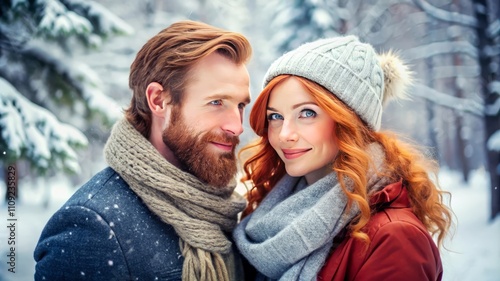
[206,94,251,104]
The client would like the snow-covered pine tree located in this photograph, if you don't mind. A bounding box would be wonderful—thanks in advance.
[0,0,133,199]
[271,0,341,53]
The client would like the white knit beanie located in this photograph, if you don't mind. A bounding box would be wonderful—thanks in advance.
[263,35,412,131]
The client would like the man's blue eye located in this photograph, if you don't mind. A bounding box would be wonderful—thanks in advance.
[210,100,223,105]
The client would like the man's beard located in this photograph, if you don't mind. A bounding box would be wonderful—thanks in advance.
[162,107,239,188]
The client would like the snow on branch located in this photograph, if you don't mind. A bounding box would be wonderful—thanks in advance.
[0,77,88,173]
[60,0,134,36]
[487,130,500,152]
[485,81,500,116]
[24,45,123,125]
[489,81,500,95]
[404,41,478,61]
[412,0,477,28]
[413,84,484,116]
[487,18,500,37]
[35,0,133,47]
[38,0,93,38]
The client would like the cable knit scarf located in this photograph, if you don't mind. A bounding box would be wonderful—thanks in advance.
[104,118,247,281]
[233,143,390,281]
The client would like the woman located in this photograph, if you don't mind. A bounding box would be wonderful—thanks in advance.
[233,35,453,281]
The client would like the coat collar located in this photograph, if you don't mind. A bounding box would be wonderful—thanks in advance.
[369,180,410,209]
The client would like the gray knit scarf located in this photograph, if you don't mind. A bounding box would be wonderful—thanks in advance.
[233,143,389,281]
[104,118,246,281]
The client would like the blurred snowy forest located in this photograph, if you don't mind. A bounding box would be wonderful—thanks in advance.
[1,0,499,219]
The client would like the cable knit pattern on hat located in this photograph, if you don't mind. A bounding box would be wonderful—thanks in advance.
[264,35,401,131]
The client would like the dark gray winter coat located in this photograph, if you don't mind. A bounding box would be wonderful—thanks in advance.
[34,167,184,280]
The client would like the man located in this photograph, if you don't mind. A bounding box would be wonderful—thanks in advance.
[34,20,252,281]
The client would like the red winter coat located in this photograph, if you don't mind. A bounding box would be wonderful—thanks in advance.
[317,181,442,281]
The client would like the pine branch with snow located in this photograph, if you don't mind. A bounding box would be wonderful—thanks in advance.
[0,78,88,174]
[35,0,134,47]
[271,0,342,53]
[0,0,133,175]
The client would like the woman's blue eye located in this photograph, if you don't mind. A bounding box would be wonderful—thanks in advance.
[299,109,316,118]
[210,100,223,105]
[267,113,283,121]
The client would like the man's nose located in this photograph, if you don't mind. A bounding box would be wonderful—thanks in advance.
[221,107,244,136]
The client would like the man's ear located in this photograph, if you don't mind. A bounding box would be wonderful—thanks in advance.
[146,82,171,118]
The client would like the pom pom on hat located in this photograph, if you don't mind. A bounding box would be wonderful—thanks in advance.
[263,35,412,131]
[378,50,413,105]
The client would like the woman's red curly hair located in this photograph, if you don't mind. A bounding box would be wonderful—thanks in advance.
[239,75,453,247]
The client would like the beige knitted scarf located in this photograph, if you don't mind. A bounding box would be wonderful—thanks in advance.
[104,118,246,281]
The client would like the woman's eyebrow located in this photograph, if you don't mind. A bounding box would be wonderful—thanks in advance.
[267,102,317,111]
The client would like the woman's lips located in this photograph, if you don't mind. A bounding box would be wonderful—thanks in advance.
[281,148,311,159]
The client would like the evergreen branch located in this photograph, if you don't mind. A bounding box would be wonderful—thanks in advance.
[0,77,87,173]
[412,0,477,27]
